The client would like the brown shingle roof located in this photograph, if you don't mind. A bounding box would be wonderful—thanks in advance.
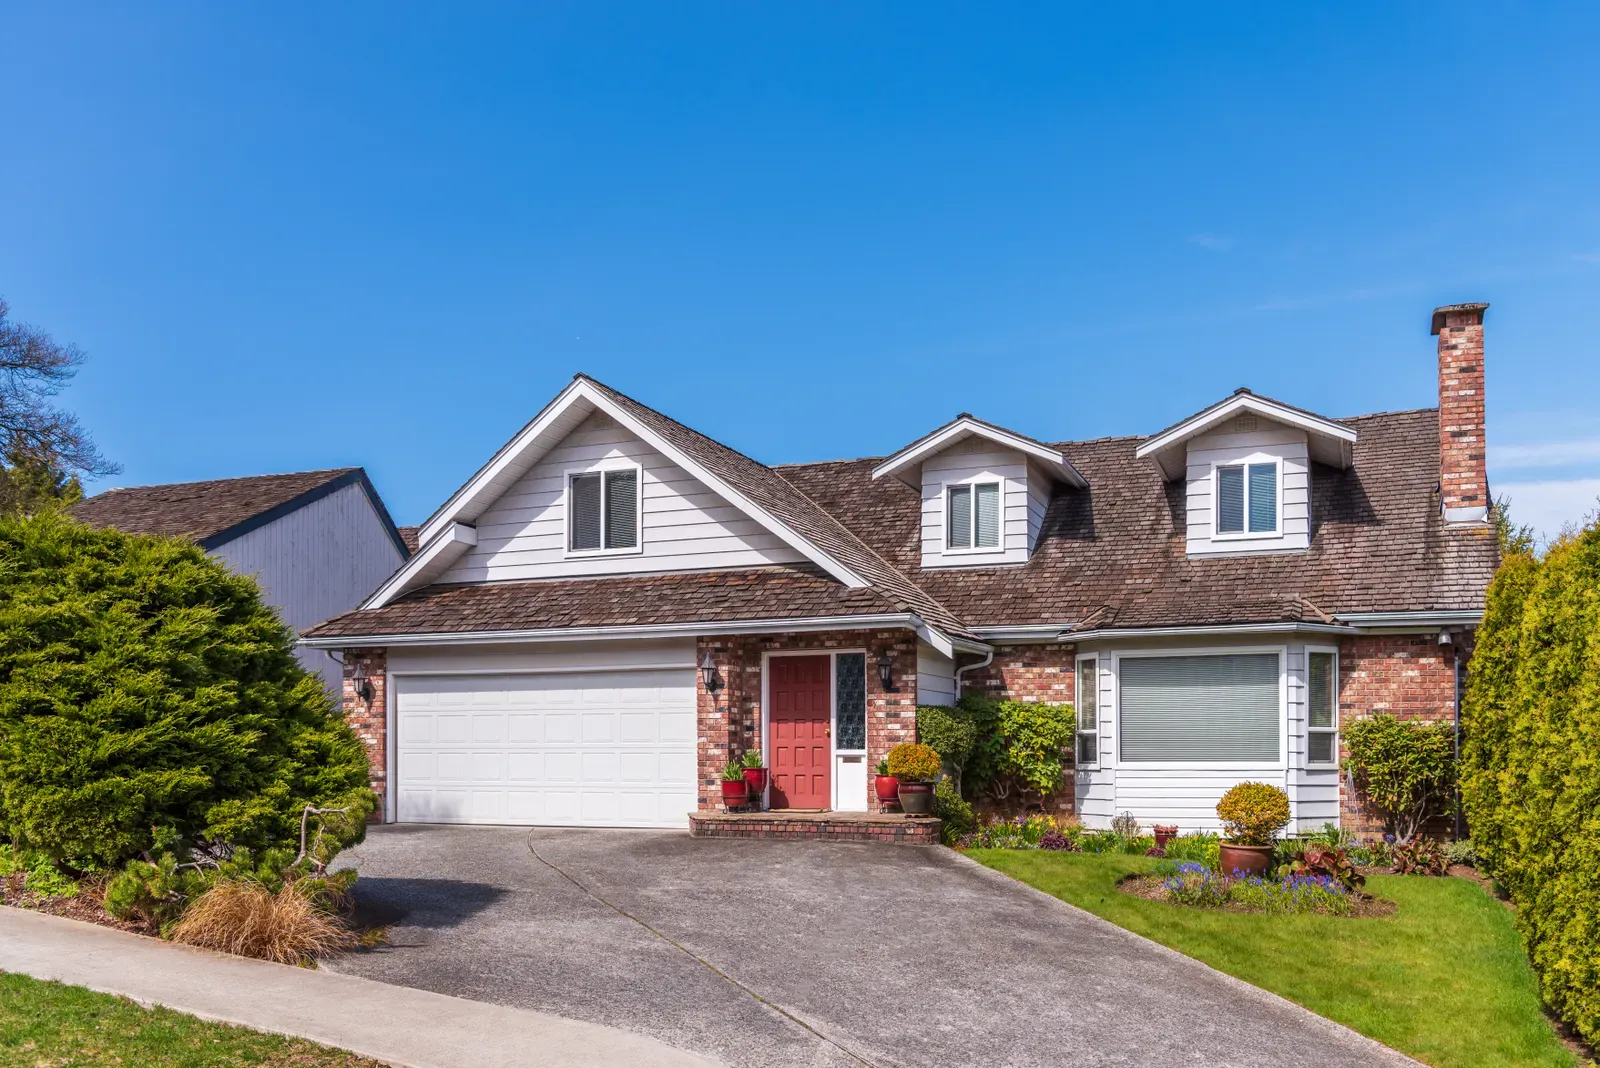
[72,468,411,557]
[303,564,902,639]
[397,525,421,553]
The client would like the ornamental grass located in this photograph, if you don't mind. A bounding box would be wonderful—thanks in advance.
[169,881,356,965]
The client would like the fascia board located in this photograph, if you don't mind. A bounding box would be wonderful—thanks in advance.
[1135,395,1358,467]
[299,612,921,649]
[362,522,477,609]
[873,419,1087,488]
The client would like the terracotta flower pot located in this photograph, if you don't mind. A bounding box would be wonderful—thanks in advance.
[720,780,750,807]
[1219,842,1273,877]
[1154,826,1179,849]
[898,781,935,816]
[874,775,900,804]
[742,767,769,795]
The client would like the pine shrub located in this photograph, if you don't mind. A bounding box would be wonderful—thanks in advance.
[1461,522,1600,1046]
[0,511,375,869]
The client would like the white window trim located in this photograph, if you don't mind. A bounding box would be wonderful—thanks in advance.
[943,479,1004,555]
[1306,645,1340,768]
[1075,656,1099,768]
[564,461,645,558]
[1109,645,1290,771]
[1211,457,1284,541]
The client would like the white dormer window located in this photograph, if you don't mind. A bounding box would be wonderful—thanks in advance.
[947,481,1001,551]
[568,466,641,554]
[1215,461,1279,537]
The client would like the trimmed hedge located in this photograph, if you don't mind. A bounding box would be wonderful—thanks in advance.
[0,511,375,869]
[1461,523,1600,1046]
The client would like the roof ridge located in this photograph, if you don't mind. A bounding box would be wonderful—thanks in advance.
[86,467,359,496]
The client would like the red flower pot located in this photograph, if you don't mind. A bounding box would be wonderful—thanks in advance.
[874,775,900,804]
[1154,825,1179,849]
[720,780,750,807]
[742,767,769,795]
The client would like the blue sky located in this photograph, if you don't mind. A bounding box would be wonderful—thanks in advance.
[4,3,1598,538]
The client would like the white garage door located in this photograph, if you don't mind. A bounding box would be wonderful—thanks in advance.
[394,670,697,827]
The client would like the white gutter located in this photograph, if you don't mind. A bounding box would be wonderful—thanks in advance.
[969,625,1072,642]
[1331,610,1483,629]
[1061,621,1356,643]
[302,613,933,650]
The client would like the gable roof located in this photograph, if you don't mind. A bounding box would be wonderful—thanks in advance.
[871,414,1088,488]
[1135,388,1358,479]
[72,468,410,557]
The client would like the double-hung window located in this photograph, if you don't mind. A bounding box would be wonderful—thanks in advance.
[1215,462,1278,536]
[947,481,1001,550]
[1307,650,1338,765]
[568,468,640,553]
[1075,658,1098,765]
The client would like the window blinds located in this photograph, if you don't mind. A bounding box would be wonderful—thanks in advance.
[1217,466,1245,533]
[604,470,638,549]
[974,483,1000,548]
[1119,653,1280,762]
[570,474,603,550]
[948,485,972,548]
[1248,463,1277,533]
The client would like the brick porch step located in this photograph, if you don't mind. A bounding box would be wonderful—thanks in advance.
[688,810,942,845]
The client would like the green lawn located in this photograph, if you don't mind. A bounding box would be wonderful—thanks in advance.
[971,850,1581,1068]
[0,971,384,1067]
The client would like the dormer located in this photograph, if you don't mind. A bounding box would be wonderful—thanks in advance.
[1136,389,1356,558]
[872,415,1086,569]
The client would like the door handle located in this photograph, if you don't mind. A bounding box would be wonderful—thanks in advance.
[825,726,831,736]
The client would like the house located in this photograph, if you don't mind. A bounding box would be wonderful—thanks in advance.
[301,303,1498,834]
[72,468,410,690]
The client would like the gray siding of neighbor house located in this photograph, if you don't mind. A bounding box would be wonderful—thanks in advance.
[212,481,407,690]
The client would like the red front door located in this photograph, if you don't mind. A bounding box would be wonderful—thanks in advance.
[768,655,831,810]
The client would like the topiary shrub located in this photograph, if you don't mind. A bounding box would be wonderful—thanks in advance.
[1461,521,1600,1046]
[1342,714,1456,843]
[933,779,975,844]
[1215,782,1290,845]
[959,694,1073,805]
[916,704,977,792]
[0,511,376,870]
[886,742,941,783]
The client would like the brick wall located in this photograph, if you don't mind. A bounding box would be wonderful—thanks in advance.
[954,642,1078,816]
[340,648,389,819]
[694,629,918,811]
[1433,302,1490,522]
[1337,634,1460,836]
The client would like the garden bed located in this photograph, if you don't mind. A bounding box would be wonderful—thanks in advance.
[1117,872,1398,918]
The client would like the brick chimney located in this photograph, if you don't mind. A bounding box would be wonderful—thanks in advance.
[1430,302,1490,523]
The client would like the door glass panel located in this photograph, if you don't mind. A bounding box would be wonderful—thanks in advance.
[835,653,866,750]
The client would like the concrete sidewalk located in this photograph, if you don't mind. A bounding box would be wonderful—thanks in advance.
[0,905,719,1068]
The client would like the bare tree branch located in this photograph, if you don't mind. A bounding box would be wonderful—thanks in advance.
[0,298,118,482]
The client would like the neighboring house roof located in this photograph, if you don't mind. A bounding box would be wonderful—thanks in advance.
[397,525,421,553]
[73,468,411,558]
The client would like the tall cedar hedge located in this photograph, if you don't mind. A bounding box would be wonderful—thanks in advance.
[0,511,374,868]
[1461,522,1600,1045]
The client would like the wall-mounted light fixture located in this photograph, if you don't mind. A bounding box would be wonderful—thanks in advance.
[351,661,375,708]
[877,650,897,692]
[699,651,724,695]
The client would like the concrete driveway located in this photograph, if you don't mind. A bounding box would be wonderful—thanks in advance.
[330,826,1412,1068]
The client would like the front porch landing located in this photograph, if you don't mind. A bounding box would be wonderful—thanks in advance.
[688,810,941,845]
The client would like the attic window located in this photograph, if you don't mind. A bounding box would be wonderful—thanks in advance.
[947,482,1000,550]
[1216,462,1278,536]
[569,468,640,553]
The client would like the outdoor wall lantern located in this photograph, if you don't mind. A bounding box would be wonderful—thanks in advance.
[877,650,897,692]
[699,651,724,694]
[350,662,375,708]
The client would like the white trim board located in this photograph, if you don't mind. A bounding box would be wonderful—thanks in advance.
[872,416,1087,489]
[1136,392,1357,480]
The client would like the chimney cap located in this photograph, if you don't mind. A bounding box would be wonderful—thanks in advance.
[1430,302,1490,336]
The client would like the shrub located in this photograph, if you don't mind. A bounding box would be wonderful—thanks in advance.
[169,881,356,965]
[1343,714,1457,844]
[916,704,978,791]
[1461,522,1600,1046]
[1038,831,1077,852]
[1215,782,1290,846]
[886,742,941,783]
[933,779,975,844]
[1286,847,1365,891]
[104,854,209,930]
[1348,837,1393,868]
[1391,837,1447,877]
[1444,838,1478,867]
[959,694,1073,804]
[0,512,376,869]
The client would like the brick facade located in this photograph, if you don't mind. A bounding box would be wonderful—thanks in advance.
[1433,302,1490,521]
[1336,634,1460,836]
[339,648,389,818]
[695,628,918,811]
[959,642,1078,705]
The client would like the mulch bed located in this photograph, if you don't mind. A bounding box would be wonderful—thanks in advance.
[1118,873,1399,918]
[1,873,154,935]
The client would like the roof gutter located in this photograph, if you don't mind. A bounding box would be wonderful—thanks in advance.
[1060,621,1356,642]
[1330,610,1483,629]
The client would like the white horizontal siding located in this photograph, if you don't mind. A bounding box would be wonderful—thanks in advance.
[920,444,1031,568]
[1025,458,1052,552]
[1185,420,1312,557]
[916,641,956,707]
[440,413,805,582]
[1111,769,1291,832]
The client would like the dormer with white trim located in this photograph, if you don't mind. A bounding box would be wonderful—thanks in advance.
[1136,389,1357,558]
[872,415,1086,569]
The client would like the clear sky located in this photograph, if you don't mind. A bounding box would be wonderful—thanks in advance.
[4,4,1598,540]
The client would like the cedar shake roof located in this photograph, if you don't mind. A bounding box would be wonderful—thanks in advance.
[397,526,421,553]
[303,564,901,638]
[73,468,411,557]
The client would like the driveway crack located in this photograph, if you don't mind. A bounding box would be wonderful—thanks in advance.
[525,832,879,1068]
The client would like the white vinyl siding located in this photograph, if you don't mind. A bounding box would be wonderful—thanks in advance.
[440,412,806,582]
[917,641,957,707]
[1118,653,1281,762]
[1185,416,1310,556]
[921,442,1032,567]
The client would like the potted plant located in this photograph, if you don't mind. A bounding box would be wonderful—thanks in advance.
[1153,824,1179,850]
[720,761,750,808]
[1215,782,1290,876]
[740,748,769,797]
[874,758,900,807]
[886,742,942,817]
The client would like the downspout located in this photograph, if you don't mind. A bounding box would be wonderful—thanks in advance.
[954,648,994,699]
[1453,633,1467,840]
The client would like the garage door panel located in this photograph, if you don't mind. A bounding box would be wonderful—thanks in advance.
[396,669,696,828]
